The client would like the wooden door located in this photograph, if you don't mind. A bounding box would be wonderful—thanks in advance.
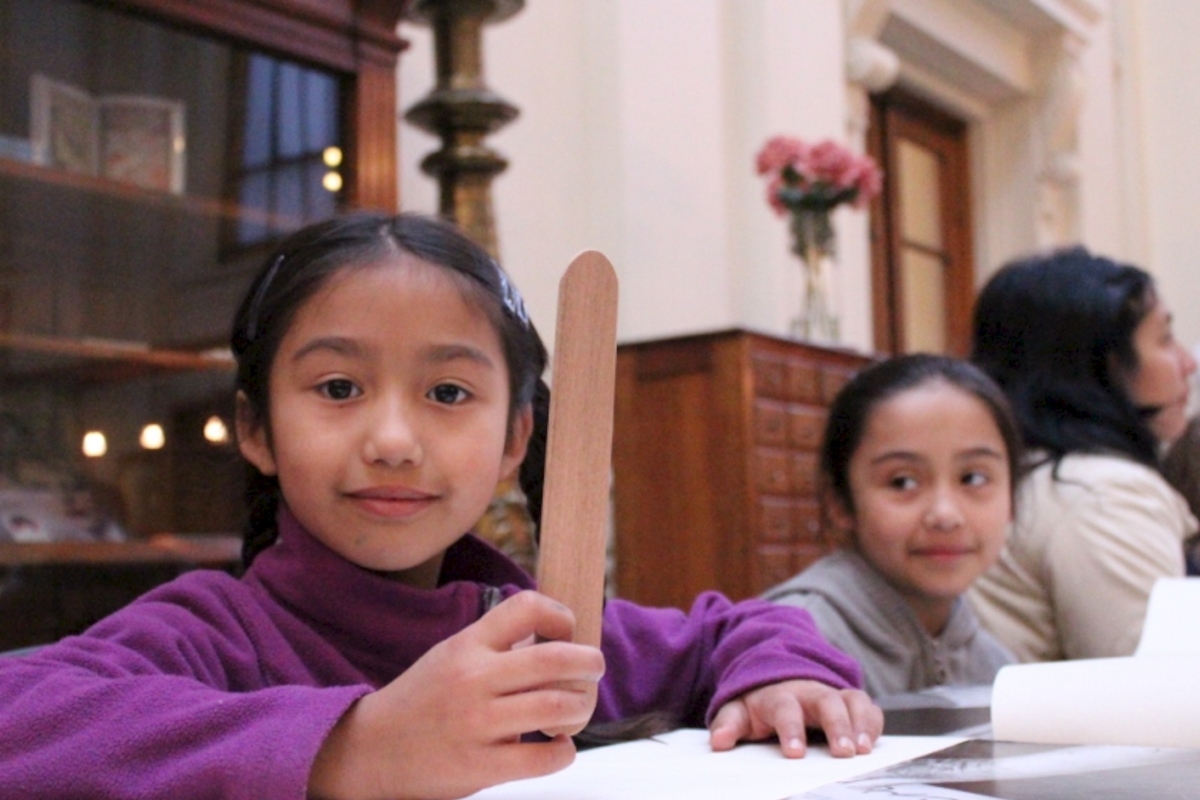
[868,91,974,356]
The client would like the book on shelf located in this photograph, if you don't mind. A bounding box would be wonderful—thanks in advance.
[30,73,186,194]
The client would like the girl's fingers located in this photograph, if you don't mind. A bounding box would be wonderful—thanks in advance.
[481,736,579,788]
[761,692,808,758]
[806,690,857,758]
[707,699,750,752]
[474,591,578,650]
[844,690,884,753]
[489,686,600,740]
[484,639,605,696]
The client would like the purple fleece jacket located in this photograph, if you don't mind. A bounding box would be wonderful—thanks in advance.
[0,508,861,799]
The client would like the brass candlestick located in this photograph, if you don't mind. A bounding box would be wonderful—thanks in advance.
[404,0,536,571]
[403,0,523,257]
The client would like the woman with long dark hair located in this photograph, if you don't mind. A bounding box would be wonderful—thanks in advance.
[969,246,1197,662]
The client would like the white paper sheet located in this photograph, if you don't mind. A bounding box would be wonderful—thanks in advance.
[990,576,1200,749]
[1135,577,1200,657]
[991,653,1200,748]
[466,729,961,800]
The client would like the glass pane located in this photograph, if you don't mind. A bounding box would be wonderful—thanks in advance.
[243,55,275,167]
[272,164,306,227]
[900,247,948,352]
[305,71,339,151]
[898,139,943,249]
[0,0,348,539]
[308,161,339,220]
[277,62,304,159]
[237,172,271,243]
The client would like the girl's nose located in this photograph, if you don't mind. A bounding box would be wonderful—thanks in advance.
[1181,344,1198,379]
[923,491,965,531]
[362,400,422,468]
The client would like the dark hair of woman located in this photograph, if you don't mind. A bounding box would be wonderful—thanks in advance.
[969,245,1159,469]
[819,353,1024,539]
[230,211,550,567]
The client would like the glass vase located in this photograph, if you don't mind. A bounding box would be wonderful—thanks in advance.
[787,206,840,343]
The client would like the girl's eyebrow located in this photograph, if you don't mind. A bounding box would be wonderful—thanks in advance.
[421,343,496,369]
[956,446,1006,461]
[290,336,364,362]
[289,337,496,370]
[868,450,923,466]
[868,445,1005,466]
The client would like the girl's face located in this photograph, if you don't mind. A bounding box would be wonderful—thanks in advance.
[238,254,530,588]
[833,381,1012,635]
[1121,295,1197,444]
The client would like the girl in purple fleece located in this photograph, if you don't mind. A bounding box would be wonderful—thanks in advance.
[0,212,880,800]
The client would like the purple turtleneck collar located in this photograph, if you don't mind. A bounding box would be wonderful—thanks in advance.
[242,505,535,685]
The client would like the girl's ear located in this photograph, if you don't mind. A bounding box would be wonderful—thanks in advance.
[500,404,534,480]
[825,492,856,546]
[235,391,278,476]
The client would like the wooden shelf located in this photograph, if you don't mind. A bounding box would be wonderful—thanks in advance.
[0,155,306,231]
[0,332,234,384]
[0,533,241,568]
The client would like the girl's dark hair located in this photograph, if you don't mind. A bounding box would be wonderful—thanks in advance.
[231,212,550,566]
[821,354,1024,536]
[970,245,1159,469]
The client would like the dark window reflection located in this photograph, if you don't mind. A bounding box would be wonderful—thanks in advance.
[227,53,344,248]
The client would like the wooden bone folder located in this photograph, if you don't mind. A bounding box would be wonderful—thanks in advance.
[535,251,619,732]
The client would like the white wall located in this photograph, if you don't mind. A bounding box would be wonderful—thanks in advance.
[398,0,862,353]
[397,0,1199,357]
[1123,0,1200,352]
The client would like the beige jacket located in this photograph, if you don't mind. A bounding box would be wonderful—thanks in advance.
[968,453,1198,662]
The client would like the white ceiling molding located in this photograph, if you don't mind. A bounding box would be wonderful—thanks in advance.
[974,0,1101,39]
[844,0,1103,261]
[885,0,1034,106]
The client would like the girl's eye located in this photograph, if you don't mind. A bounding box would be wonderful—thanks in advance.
[888,475,918,491]
[318,378,361,401]
[429,383,470,405]
[962,470,990,487]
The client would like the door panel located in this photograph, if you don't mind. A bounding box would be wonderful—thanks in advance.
[869,91,973,356]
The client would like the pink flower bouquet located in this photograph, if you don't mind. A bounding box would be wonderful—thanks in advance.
[755,135,882,214]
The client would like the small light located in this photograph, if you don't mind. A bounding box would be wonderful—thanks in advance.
[82,431,107,458]
[203,416,229,444]
[140,424,166,450]
[322,146,343,168]
[322,171,343,193]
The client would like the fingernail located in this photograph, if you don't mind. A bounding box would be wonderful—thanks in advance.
[857,733,873,752]
[787,737,803,752]
[837,736,854,753]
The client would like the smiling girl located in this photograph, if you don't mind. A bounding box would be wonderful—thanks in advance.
[0,212,880,800]
[763,355,1021,698]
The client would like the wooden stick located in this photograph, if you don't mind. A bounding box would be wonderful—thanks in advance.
[536,251,619,651]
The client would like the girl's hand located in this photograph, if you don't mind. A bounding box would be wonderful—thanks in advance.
[308,590,605,800]
[707,680,883,759]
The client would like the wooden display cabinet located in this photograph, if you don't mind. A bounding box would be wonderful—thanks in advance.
[0,0,409,650]
[612,329,875,610]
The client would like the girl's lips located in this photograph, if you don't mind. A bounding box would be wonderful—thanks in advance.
[911,546,976,561]
[346,488,438,519]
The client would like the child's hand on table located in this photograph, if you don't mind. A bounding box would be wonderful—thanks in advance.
[309,591,604,800]
[708,679,883,759]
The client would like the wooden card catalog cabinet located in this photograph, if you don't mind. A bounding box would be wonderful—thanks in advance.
[612,329,874,609]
